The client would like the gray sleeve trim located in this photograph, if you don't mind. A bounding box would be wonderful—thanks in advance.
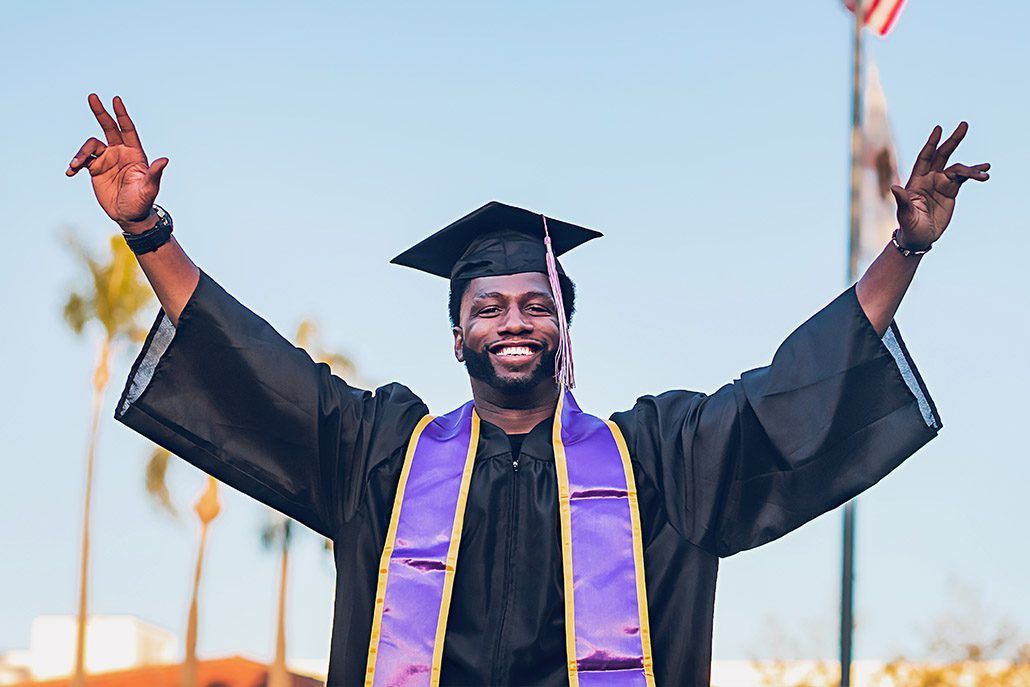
[118,313,176,418]
[882,326,937,429]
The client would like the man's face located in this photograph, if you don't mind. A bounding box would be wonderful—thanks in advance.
[453,272,560,393]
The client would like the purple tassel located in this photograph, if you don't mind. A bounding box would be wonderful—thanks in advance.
[542,216,575,389]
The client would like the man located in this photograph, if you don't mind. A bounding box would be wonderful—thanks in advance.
[67,93,988,686]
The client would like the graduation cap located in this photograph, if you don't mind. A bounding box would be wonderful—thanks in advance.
[391,200,603,388]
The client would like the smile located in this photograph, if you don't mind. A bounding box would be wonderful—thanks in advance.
[487,341,543,359]
[494,346,536,358]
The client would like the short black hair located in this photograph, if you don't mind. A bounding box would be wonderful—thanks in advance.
[449,274,576,328]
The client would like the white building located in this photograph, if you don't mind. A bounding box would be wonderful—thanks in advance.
[0,615,177,684]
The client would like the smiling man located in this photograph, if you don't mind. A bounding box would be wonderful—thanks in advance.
[68,93,988,686]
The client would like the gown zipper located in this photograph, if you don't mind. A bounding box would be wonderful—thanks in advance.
[491,455,520,684]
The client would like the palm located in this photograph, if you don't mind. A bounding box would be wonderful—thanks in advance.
[892,122,990,249]
[899,171,959,241]
[89,145,156,222]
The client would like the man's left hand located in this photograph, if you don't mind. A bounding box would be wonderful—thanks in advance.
[891,121,990,250]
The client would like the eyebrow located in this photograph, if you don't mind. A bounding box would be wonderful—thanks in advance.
[471,290,555,303]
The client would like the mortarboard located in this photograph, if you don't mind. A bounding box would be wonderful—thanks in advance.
[391,200,602,388]
[390,201,602,281]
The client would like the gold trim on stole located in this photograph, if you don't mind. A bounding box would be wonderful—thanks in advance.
[364,413,434,687]
[606,420,656,687]
[551,389,581,687]
[429,410,480,686]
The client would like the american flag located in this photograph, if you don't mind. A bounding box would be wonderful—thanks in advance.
[856,60,900,273]
[844,0,907,36]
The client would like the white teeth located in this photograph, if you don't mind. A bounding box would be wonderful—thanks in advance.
[496,346,534,357]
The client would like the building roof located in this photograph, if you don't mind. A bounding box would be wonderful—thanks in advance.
[12,655,325,687]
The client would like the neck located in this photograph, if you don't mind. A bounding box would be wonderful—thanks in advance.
[470,378,560,434]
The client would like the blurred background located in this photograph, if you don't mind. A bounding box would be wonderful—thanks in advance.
[2,1,1027,685]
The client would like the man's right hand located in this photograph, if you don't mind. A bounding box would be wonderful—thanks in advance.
[66,93,169,231]
[67,92,199,327]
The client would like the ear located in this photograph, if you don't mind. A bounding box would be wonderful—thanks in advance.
[452,326,465,362]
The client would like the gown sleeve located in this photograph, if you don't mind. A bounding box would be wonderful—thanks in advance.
[113,268,428,539]
[612,284,941,557]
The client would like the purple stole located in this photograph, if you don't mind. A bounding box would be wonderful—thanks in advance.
[365,390,655,687]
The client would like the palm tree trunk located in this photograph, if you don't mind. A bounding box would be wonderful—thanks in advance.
[71,336,111,687]
[269,538,290,687]
[182,518,210,687]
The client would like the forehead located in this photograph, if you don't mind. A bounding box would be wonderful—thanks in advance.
[464,272,554,301]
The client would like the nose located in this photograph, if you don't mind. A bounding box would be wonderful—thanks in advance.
[497,307,534,336]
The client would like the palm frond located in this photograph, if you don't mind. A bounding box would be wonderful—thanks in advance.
[293,317,360,383]
[260,514,296,550]
[62,292,90,335]
[62,230,154,341]
[145,447,178,517]
[193,476,221,525]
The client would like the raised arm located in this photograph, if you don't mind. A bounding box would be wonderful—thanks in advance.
[856,122,989,335]
[66,93,429,537]
[66,93,198,326]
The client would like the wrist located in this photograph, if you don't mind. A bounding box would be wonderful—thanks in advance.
[121,204,174,255]
[117,208,159,235]
[892,227,933,256]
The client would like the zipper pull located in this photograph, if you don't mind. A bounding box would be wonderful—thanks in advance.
[512,458,519,472]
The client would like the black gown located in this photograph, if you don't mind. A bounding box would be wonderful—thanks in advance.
[114,269,941,686]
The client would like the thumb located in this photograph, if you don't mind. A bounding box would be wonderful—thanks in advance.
[890,184,912,210]
[149,157,169,184]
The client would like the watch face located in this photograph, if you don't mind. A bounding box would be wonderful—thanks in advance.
[153,204,172,227]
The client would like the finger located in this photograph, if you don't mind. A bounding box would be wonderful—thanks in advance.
[148,157,169,185]
[890,184,918,225]
[943,163,990,184]
[971,162,991,172]
[931,121,968,172]
[943,162,984,180]
[112,95,144,151]
[87,92,124,146]
[910,124,942,180]
[890,184,915,210]
[66,137,107,176]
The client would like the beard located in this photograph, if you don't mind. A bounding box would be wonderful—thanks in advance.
[462,343,556,393]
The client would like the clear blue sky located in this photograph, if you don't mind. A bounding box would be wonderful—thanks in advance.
[3,0,1027,665]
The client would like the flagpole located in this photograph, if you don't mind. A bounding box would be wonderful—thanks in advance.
[840,1,863,686]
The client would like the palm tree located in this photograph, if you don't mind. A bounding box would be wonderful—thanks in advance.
[260,516,294,687]
[144,446,223,687]
[62,232,153,687]
[182,476,221,687]
[262,318,356,687]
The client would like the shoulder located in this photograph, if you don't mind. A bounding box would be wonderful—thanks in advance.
[609,389,709,431]
[370,380,428,407]
[360,381,430,427]
[608,389,710,455]
[350,381,431,477]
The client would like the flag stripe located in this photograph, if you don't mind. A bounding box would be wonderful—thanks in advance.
[863,0,884,23]
[844,0,905,36]
[879,0,906,35]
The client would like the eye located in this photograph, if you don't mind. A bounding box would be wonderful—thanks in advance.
[527,304,553,315]
[477,305,501,317]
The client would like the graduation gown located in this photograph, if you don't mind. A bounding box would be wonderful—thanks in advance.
[114,269,941,687]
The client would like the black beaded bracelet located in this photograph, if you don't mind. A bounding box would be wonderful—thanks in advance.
[122,205,173,255]
[891,228,932,257]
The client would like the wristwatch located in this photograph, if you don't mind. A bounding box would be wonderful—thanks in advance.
[122,204,173,255]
